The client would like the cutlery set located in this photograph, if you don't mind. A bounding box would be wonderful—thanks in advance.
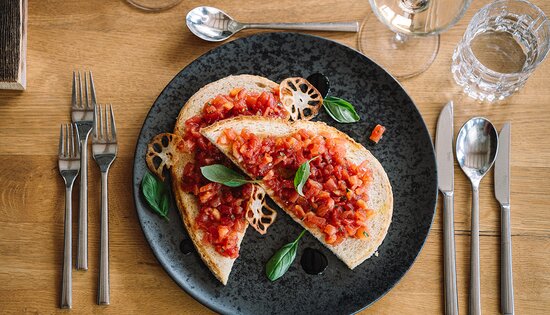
[58,71,118,309]
[436,102,514,315]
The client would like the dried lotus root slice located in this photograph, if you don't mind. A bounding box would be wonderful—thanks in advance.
[246,185,277,235]
[279,77,323,121]
[146,133,182,181]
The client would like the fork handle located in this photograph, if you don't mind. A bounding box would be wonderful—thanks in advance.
[77,137,89,270]
[61,186,73,309]
[98,171,110,305]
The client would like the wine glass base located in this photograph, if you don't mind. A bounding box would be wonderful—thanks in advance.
[126,0,182,12]
[357,13,440,80]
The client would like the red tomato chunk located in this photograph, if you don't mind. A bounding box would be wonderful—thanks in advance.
[369,124,386,143]
[219,128,375,246]
[181,88,288,258]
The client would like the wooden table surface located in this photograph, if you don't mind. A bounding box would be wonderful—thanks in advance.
[1,0,549,314]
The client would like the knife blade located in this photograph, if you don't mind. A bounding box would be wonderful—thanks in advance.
[495,122,514,315]
[495,123,510,205]
[435,101,458,315]
[436,101,454,193]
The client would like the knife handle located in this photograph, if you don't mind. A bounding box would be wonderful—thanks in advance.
[443,192,459,315]
[501,204,514,315]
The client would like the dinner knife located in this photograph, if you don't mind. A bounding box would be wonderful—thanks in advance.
[495,122,514,315]
[435,101,459,315]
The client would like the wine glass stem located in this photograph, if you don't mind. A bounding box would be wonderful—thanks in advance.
[394,32,409,43]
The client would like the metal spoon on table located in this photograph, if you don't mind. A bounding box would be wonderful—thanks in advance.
[186,6,359,42]
[456,117,499,315]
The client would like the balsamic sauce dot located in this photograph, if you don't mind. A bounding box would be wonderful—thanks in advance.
[301,247,328,275]
[180,238,194,255]
[306,73,330,99]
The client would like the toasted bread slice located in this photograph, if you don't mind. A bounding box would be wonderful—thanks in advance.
[173,75,281,136]
[148,75,280,285]
[201,116,393,269]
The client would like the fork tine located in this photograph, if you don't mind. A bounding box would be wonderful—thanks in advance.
[93,104,99,139]
[74,124,80,158]
[59,124,64,157]
[64,124,69,157]
[70,123,75,157]
[84,72,89,109]
[78,71,83,109]
[71,72,77,108]
[104,104,110,141]
[89,71,97,108]
[108,104,117,141]
[100,104,105,140]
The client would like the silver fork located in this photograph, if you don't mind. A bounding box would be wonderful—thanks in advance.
[72,71,96,271]
[58,123,80,309]
[92,104,117,305]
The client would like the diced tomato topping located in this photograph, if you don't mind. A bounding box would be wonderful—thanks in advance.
[219,127,375,245]
[181,88,289,258]
[356,226,369,239]
[369,124,386,143]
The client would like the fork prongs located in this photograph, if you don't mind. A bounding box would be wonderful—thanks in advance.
[59,123,79,158]
[94,104,117,142]
[72,71,96,109]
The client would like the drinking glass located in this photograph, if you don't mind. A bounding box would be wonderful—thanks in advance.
[452,0,550,101]
[126,0,182,12]
[358,0,471,79]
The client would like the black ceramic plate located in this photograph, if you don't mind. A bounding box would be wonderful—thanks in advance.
[133,33,437,315]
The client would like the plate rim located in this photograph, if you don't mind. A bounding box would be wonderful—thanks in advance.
[132,31,438,314]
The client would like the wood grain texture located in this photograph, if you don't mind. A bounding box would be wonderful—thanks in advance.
[0,0,549,313]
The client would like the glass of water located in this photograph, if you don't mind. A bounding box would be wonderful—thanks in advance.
[452,0,550,101]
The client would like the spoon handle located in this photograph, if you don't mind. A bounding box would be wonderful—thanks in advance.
[470,184,481,315]
[242,22,359,32]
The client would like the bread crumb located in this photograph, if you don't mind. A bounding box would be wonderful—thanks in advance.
[374,251,379,257]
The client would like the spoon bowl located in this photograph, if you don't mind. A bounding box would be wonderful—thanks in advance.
[186,6,241,42]
[456,117,499,182]
[455,116,498,315]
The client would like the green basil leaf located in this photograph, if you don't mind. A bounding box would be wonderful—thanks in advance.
[294,157,318,197]
[265,230,306,281]
[323,96,360,123]
[160,193,170,217]
[200,164,256,187]
[141,172,170,220]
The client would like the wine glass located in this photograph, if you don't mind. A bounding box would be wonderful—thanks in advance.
[126,0,182,12]
[358,0,471,79]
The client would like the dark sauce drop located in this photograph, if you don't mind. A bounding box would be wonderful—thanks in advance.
[306,73,330,98]
[179,238,194,255]
[301,247,328,275]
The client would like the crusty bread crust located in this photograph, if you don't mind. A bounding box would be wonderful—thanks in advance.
[170,75,279,284]
[201,116,393,269]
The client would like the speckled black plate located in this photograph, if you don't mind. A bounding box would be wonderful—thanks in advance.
[133,32,437,315]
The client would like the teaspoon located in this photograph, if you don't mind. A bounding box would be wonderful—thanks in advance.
[456,117,499,315]
[186,6,359,42]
